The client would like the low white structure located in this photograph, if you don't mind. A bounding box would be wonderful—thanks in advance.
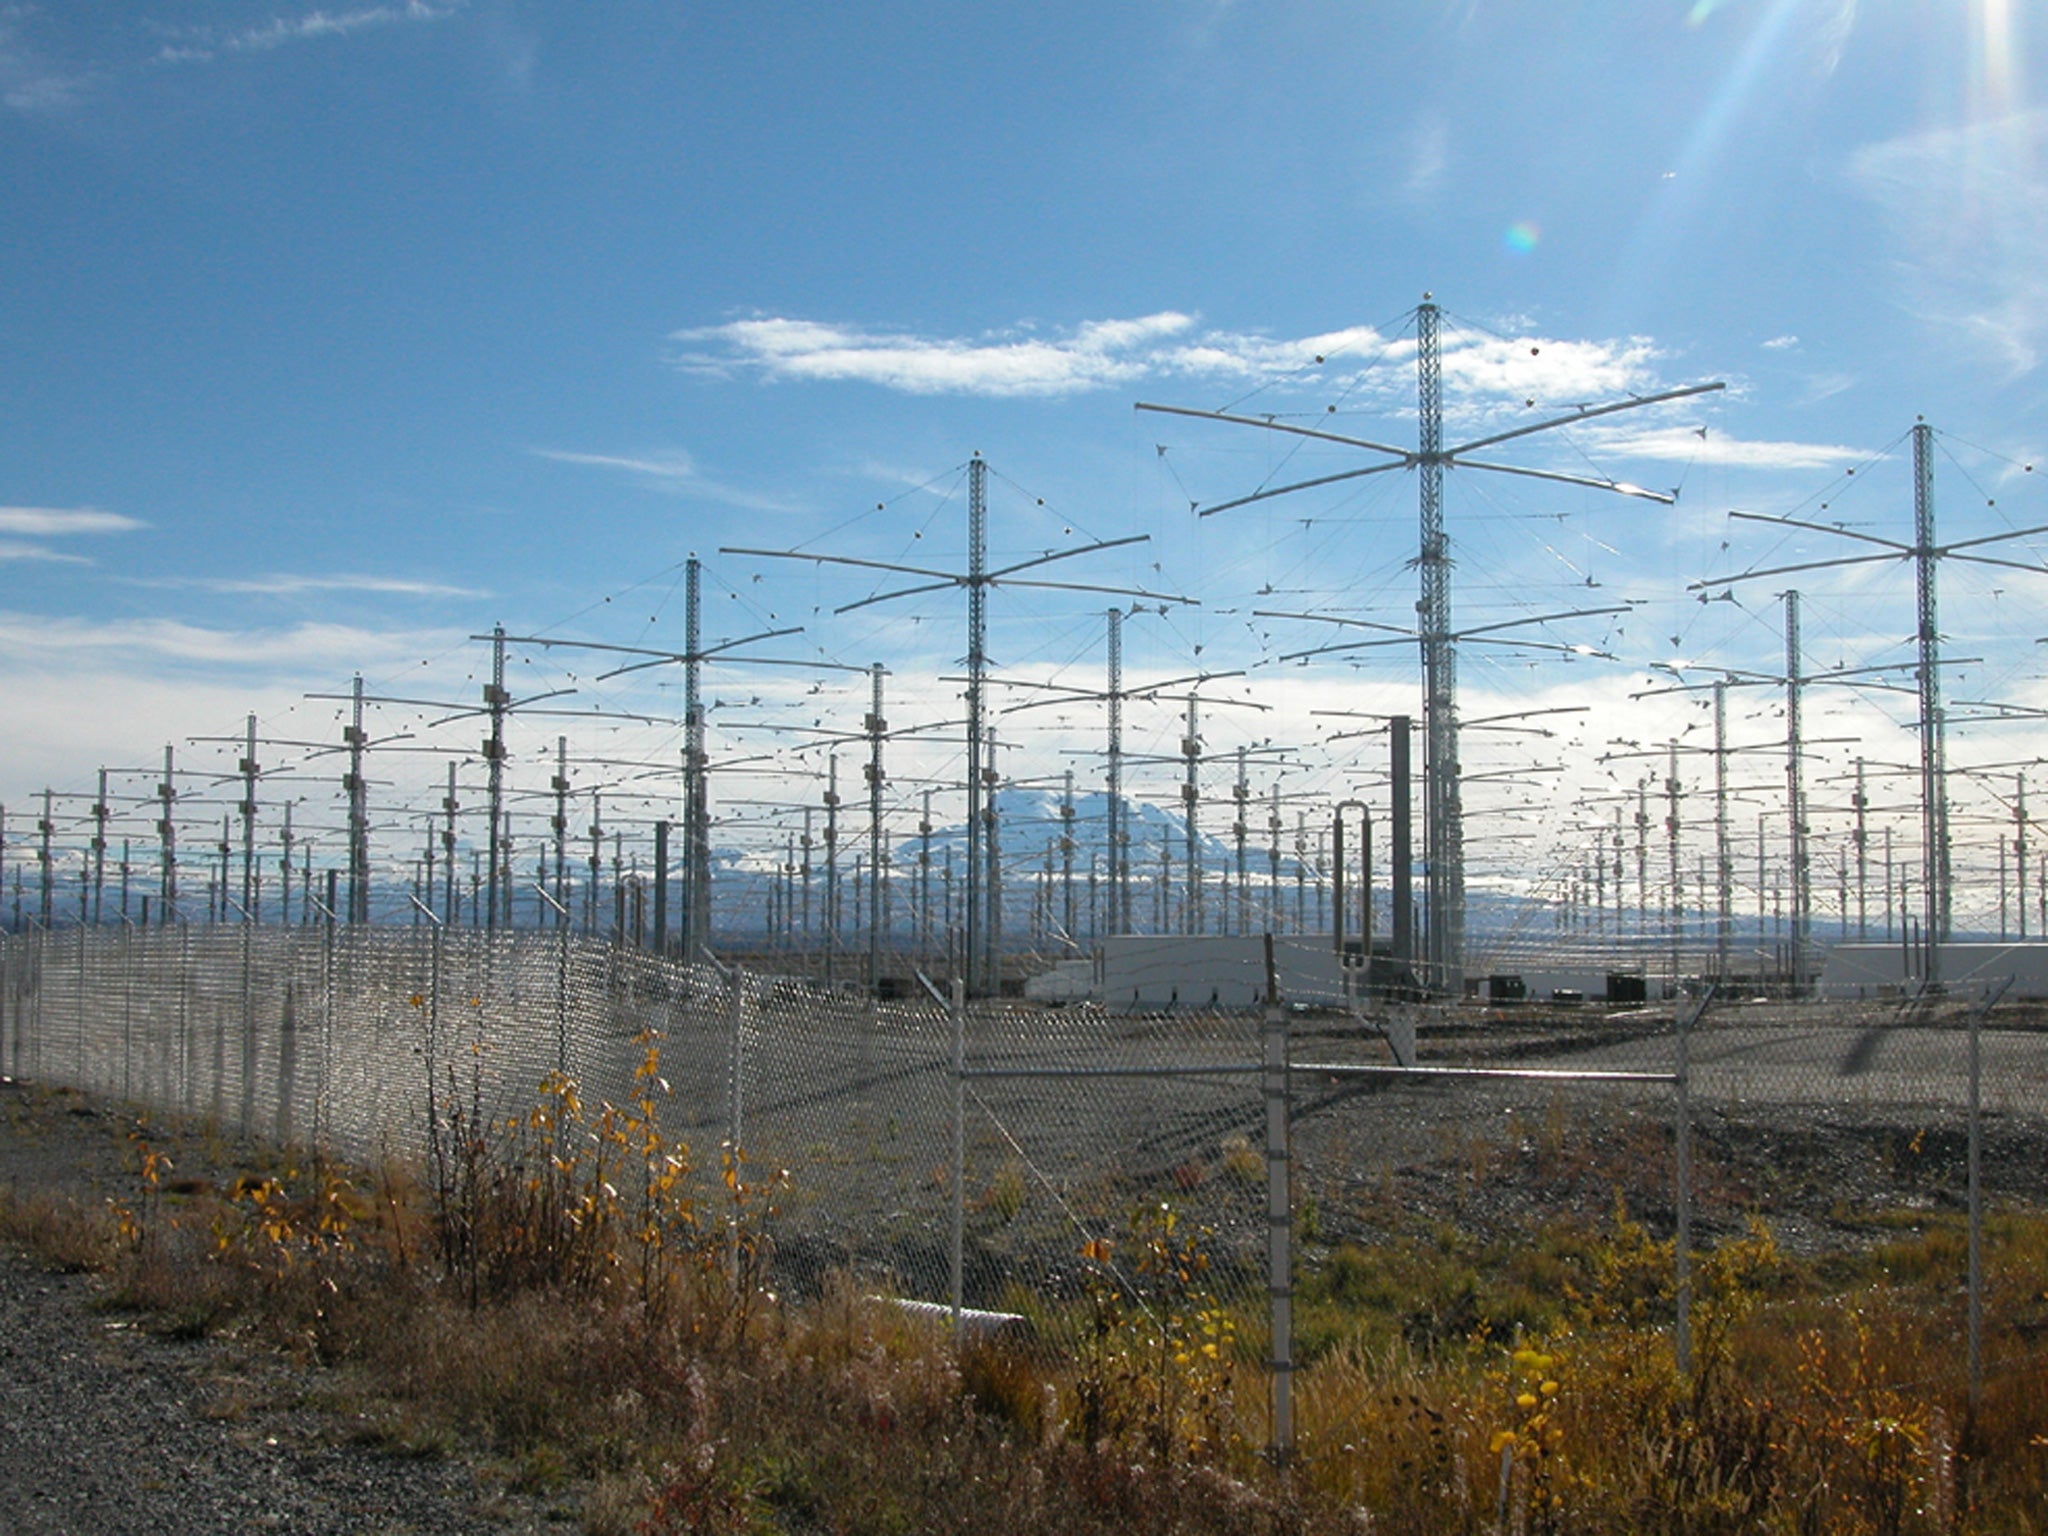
[1817,941,2048,999]
[1095,935,1355,1011]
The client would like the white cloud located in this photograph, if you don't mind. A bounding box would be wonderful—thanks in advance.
[0,540,88,564]
[1761,335,1800,351]
[120,572,483,599]
[532,447,804,514]
[1585,426,1863,470]
[0,506,145,536]
[0,610,454,670]
[156,1,460,65]
[675,310,1681,412]
[1849,108,2048,376]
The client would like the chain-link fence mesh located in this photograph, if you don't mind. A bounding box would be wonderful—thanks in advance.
[6,926,2047,1446]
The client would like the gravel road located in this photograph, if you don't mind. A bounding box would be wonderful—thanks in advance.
[0,1081,581,1535]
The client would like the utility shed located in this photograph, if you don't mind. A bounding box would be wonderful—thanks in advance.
[1817,941,2048,999]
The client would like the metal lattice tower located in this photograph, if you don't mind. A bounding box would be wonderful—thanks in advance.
[1181,695,1202,934]
[1912,422,1953,961]
[964,455,988,992]
[1415,299,1462,992]
[157,746,178,924]
[1714,681,1732,972]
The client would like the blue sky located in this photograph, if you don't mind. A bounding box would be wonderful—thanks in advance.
[5,1,2048,937]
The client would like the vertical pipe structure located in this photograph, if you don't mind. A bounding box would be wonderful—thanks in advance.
[238,715,259,923]
[345,678,370,923]
[964,453,989,993]
[1181,696,1202,935]
[1105,607,1127,935]
[1714,683,1732,976]
[1784,591,1810,994]
[683,558,712,962]
[1912,422,1952,976]
[585,790,603,937]
[865,662,888,991]
[1415,298,1463,995]
[483,626,509,931]
[158,747,178,925]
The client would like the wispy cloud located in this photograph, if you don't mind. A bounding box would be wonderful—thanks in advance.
[531,447,804,514]
[675,311,1677,411]
[156,1,460,65]
[1585,425,1863,470]
[1849,108,2048,376]
[0,506,146,537]
[0,541,89,565]
[0,610,455,670]
[121,572,482,599]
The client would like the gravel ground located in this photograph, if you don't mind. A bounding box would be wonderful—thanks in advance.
[0,1080,584,1536]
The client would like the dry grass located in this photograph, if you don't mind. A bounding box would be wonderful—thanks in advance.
[4,1067,2047,1534]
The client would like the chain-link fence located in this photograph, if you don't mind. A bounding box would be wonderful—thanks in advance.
[4,925,2046,1455]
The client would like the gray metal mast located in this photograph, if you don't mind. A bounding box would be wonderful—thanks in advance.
[1665,741,1683,985]
[483,626,509,930]
[90,770,109,925]
[158,746,178,924]
[1107,606,1126,935]
[1232,747,1251,936]
[1415,298,1460,993]
[442,762,460,924]
[1714,681,1732,974]
[684,559,711,960]
[239,715,259,922]
[345,679,369,923]
[36,789,53,929]
[824,754,840,980]
[1060,768,1077,945]
[1785,591,1810,991]
[2018,774,2029,940]
[551,739,569,924]
[1181,696,1202,935]
[965,455,988,992]
[984,723,1002,984]
[1912,422,1952,963]
[1854,758,1869,941]
[866,662,888,987]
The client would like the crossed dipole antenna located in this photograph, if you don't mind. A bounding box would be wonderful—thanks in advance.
[725,453,1191,996]
[1696,420,2048,985]
[1139,294,1723,993]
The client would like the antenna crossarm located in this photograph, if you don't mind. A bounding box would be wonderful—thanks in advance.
[721,546,958,583]
[1442,380,1725,458]
[1196,461,1406,519]
[986,533,1149,580]
[1452,458,1674,503]
[1134,400,1413,458]
[1688,548,1904,590]
[1727,510,1910,553]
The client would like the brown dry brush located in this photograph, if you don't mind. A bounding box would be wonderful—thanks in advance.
[5,1067,2048,1534]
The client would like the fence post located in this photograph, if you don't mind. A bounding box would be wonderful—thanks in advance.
[1674,988,1713,1378]
[950,976,966,1334]
[1967,981,2000,1415]
[1263,933,1293,1465]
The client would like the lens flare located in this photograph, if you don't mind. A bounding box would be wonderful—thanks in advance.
[1504,221,1541,254]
